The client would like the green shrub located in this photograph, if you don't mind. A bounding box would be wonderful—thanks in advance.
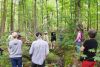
[46,52,60,64]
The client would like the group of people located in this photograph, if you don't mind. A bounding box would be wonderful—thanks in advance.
[43,31,56,49]
[8,32,49,67]
[0,26,98,67]
[75,26,98,67]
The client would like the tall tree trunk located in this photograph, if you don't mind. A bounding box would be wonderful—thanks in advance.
[11,0,14,31]
[41,0,43,31]
[75,0,81,24]
[22,0,26,32]
[18,0,21,31]
[1,0,7,33]
[33,0,37,33]
[87,0,90,30]
[46,0,49,31]
[96,0,98,31]
[56,0,59,31]
[61,0,63,23]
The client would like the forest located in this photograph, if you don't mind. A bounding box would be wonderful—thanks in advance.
[0,0,100,67]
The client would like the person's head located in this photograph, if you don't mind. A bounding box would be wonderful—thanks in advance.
[35,32,42,39]
[76,27,83,32]
[88,30,97,38]
[17,35,21,40]
[44,31,48,35]
[12,32,18,38]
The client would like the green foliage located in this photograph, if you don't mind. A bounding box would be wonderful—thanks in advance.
[0,56,11,67]
[0,32,9,45]
[46,52,60,64]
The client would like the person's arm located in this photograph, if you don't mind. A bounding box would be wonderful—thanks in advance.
[8,42,12,54]
[45,42,49,57]
[29,42,34,58]
[80,45,85,51]
[80,40,87,51]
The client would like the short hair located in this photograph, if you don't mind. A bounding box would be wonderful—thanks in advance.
[88,30,97,38]
[17,35,21,39]
[12,32,18,38]
[36,32,42,37]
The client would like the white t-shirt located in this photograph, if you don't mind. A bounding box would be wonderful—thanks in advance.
[29,39,49,65]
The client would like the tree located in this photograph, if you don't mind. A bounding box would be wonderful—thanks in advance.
[56,0,59,31]
[10,0,14,31]
[33,0,37,33]
[1,0,7,33]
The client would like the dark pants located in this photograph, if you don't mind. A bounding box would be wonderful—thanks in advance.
[32,61,45,67]
[10,57,22,67]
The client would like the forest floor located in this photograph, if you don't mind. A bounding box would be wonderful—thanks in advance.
[0,44,100,67]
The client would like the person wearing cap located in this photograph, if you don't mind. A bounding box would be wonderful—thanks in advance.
[8,32,22,67]
[43,31,49,43]
[80,30,98,67]
[29,32,49,67]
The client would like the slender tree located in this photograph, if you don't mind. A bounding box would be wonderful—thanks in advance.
[18,0,21,31]
[33,0,37,33]
[61,0,63,22]
[11,0,14,31]
[87,0,90,30]
[96,0,98,30]
[75,0,81,24]
[1,0,7,33]
[41,0,44,30]
[56,0,59,31]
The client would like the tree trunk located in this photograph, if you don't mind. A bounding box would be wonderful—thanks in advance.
[18,0,21,31]
[11,0,14,31]
[56,0,59,31]
[96,0,98,31]
[75,0,81,24]
[46,0,49,31]
[61,0,63,23]
[41,0,43,31]
[87,0,90,31]
[1,0,7,33]
[33,0,37,33]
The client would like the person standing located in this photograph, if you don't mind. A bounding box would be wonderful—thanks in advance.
[29,32,49,67]
[8,32,22,67]
[74,27,84,53]
[51,32,56,49]
[43,31,49,43]
[80,30,98,67]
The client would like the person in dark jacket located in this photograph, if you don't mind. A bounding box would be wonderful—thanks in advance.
[51,32,56,49]
[80,30,98,67]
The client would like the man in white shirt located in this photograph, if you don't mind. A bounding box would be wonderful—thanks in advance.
[29,32,49,67]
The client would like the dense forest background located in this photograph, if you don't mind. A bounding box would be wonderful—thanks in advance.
[0,0,100,33]
[0,0,100,67]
